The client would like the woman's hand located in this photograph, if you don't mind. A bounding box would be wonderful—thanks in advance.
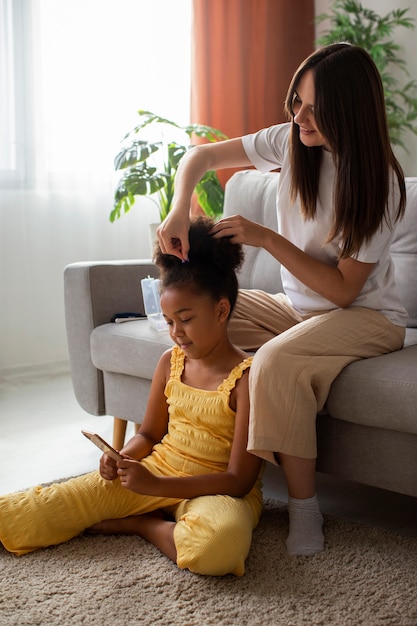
[117,458,160,494]
[99,453,119,481]
[211,214,269,248]
[157,210,191,261]
[156,139,251,261]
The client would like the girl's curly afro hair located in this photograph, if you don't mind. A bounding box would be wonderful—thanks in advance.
[153,216,244,315]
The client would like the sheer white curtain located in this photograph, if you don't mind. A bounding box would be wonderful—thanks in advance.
[34,0,191,190]
[0,0,191,373]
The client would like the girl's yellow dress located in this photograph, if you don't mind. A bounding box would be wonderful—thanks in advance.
[0,347,263,576]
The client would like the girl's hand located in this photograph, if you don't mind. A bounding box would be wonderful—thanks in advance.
[211,214,267,248]
[117,458,159,494]
[99,453,119,481]
[157,211,190,261]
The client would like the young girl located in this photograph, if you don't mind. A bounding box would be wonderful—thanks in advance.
[0,217,263,577]
[157,43,408,556]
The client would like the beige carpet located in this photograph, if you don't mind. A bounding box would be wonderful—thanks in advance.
[1,497,416,626]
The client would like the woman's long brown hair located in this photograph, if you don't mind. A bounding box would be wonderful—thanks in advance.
[285,43,406,258]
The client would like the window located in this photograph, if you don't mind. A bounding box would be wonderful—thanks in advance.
[0,0,32,187]
[0,0,191,189]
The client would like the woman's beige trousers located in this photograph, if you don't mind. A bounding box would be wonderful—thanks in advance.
[228,290,405,463]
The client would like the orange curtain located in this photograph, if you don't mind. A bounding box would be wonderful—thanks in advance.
[191,0,315,184]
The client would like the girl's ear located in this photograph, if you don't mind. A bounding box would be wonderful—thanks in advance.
[217,297,231,322]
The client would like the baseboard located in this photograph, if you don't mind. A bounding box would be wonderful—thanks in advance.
[0,360,71,385]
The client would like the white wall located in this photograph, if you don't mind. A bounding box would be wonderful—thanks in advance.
[0,0,191,377]
[0,187,159,374]
[1,0,417,377]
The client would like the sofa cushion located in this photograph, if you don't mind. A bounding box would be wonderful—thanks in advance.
[224,170,283,294]
[404,327,417,347]
[391,177,417,327]
[326,344,417,435]
[91,321,173,379]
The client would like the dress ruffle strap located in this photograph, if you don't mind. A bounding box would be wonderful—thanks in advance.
[170,346,186,380]
[217,357,253,394]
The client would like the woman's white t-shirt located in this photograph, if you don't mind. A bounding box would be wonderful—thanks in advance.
[242,123,407,327]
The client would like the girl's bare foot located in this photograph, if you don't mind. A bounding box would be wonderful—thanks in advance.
[86,510,166,536]
[86,510,177,563]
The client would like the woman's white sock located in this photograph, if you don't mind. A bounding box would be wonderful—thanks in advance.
[286,495,324,556]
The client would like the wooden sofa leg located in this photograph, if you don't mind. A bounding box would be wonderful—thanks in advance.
[113,417,128,450]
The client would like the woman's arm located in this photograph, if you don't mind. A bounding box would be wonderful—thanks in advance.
[117,369,262,498]
[99,351,171,480]
[157,138,251,261]
[211,215,375,308]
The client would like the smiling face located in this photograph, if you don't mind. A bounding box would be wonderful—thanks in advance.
[291,70,330,151]
[160,284,230,359]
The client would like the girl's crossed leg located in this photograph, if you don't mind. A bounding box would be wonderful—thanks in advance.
[86,491,261,576]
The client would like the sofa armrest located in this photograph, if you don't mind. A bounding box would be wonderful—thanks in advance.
[63,260,159,416]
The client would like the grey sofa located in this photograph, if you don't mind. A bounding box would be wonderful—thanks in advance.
[64,171,417,498]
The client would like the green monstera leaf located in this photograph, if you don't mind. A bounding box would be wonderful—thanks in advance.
[111,110,228,222]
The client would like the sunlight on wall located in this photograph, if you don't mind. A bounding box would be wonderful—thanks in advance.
[37,0,191,176]
[0,0,192,373]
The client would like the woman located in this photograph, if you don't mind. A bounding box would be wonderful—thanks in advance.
[157,43,407,556]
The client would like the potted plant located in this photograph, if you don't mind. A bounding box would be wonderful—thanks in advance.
[316,0,417,149]
[110,110,228,223]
